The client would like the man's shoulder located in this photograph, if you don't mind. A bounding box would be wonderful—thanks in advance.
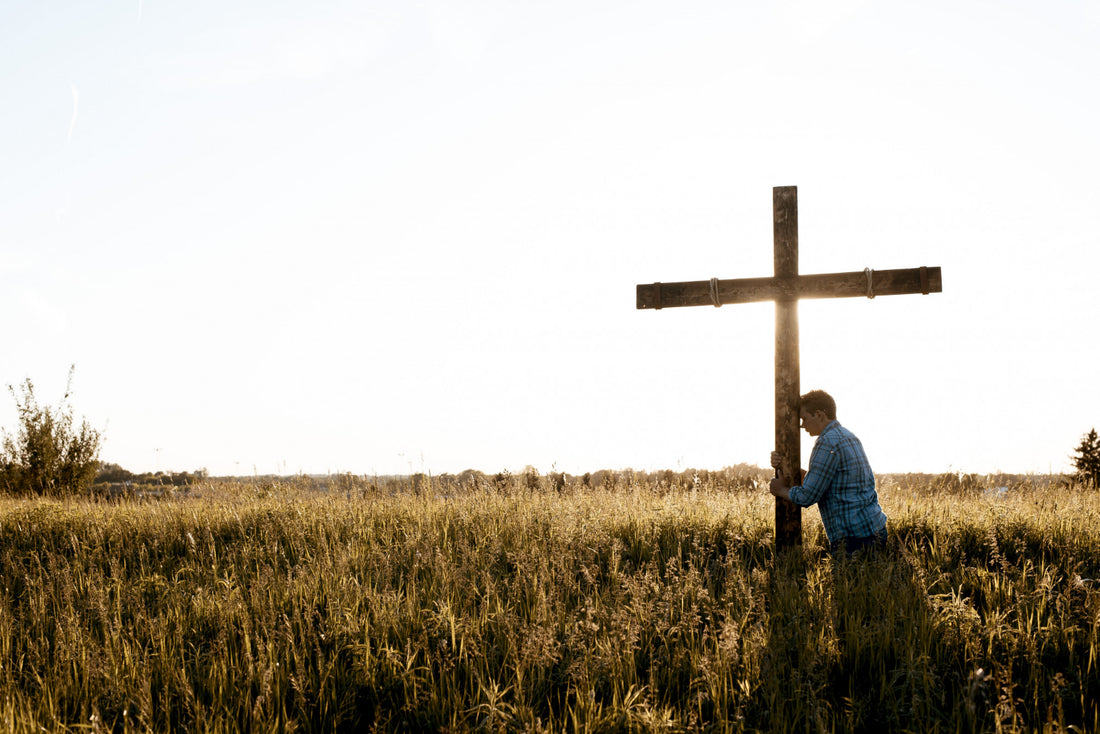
[820,421,861,448]
[823,422,872,467]
[819,421,846,441]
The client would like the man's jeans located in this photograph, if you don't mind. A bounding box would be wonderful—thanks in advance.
[830,526,888,556]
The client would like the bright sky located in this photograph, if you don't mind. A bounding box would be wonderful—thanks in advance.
[2,0,1098,477]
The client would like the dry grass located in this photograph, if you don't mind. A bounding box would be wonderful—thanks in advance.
[0,472,1096,732]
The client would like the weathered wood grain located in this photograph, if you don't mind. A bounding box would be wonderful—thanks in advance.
[773,186,802,549]
[636,267,942,310]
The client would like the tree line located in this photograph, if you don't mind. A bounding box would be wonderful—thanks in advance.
[2,368,1099,496]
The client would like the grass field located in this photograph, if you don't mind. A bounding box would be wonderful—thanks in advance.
[0,470,1096,732]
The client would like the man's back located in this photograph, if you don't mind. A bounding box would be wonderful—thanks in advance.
[788,421,887,543]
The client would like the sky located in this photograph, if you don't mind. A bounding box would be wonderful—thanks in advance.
[2,0,1098,478]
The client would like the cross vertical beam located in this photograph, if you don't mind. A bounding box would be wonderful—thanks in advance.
[773,186,801,549]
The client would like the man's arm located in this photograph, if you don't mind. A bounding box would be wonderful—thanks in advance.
[787,446,839,506]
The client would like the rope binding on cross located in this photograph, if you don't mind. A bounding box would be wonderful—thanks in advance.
[864,268,875,299]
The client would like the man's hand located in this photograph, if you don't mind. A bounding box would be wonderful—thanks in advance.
[769,451,789,500]
[769,451,804,501]
[769,474,791,501]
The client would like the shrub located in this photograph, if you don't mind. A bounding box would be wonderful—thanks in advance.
[0,367,103,497]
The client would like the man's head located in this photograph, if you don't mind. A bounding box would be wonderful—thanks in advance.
[799,389,836,437]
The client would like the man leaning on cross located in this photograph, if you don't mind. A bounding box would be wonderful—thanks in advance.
[769,390,888,555]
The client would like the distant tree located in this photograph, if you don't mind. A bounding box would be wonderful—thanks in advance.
[456,469,487,490]
[0,367,103,497]
[97,462,134,484]
[1072,428,1100,487]
[411,472,431,495]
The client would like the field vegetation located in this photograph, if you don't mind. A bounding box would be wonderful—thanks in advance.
[0,468,1097,732]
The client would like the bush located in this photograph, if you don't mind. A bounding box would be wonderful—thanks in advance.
[0,367,103,497]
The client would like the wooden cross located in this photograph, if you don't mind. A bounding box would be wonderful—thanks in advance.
[636,186,942,549]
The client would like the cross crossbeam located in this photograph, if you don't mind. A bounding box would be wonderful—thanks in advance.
[637,266,941,309]
[635,186,943,549]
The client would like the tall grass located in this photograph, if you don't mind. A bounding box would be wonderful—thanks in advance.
[0,474,1096,732]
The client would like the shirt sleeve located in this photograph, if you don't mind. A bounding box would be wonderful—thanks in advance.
[788,441,839,507]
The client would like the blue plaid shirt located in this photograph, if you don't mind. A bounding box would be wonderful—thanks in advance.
[788,421,887,543]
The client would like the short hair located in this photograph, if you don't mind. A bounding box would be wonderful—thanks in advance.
[800,390,836,420]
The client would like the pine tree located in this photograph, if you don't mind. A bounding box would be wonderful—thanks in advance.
[1072,428,1100,487]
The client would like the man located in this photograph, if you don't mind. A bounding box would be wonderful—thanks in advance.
[769,389,888,555]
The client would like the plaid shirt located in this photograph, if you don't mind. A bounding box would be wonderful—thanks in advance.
[788,420,887,543]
